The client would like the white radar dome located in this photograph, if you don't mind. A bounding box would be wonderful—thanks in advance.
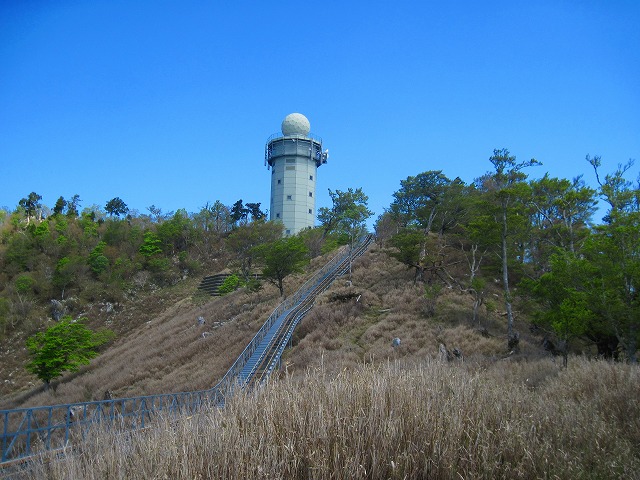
[281,113,310,136]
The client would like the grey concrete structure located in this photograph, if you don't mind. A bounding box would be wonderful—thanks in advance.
[265,113,328,235]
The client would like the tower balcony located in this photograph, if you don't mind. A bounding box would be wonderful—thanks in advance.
[265,133,327,168]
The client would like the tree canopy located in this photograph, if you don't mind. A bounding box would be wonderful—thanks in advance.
[254,236,309,296]
[25,316,114,387]
[105,197,129,217]
[1,149,639,366]
[318,187,373,279]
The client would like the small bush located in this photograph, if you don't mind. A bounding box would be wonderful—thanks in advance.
[218,274,240,295]
[14,274,36,294]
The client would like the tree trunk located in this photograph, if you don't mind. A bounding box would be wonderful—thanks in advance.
[501,202,515,339]
[472,297,479,324]
[472,293,483,324]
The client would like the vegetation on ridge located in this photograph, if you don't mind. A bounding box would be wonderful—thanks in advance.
[0,148,638,409]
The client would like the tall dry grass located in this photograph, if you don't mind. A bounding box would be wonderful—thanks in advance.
[286,245,511,375]
[27,357,639,480]
[1,280,284,409]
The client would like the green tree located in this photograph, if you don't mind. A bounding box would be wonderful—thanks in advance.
[389,171,459,233]
[230,199,248,226]
[255,236,309,296]
[139,231,163,257]
[18,192,43,224]
[53,196,67,216]
[25,316,114,388]
[245,202,266,222]
[586,221,640,362]
[525,251,595,367]
[588,155,638,217]
[210,200,232,234]
[318,187,373,279]
[587,156,640,362]
[53,256,85,299]
[477,149,540,349]
[88,241,109,276]
[388,229,427,282]
[226,221,283,281]
[156,209,192,255]
[387,173,469,283]
[105,197,128,217]
[15,274,36,295]
[4,234,36,273]
[33,220,50,239]
[527,175,596,270]
[66,194,81,218]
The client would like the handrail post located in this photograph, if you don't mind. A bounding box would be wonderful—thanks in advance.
[25,409,32,458]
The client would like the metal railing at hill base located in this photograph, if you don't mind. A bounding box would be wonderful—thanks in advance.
[0,234,374,465]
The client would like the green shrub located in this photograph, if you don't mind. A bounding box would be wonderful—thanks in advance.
[218,274,240,295]
[15,274,35,294]
[88,241,109,276]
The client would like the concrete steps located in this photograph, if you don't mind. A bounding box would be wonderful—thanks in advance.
[197,273,231,296]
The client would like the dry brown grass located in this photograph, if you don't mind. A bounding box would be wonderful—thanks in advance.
[26,358,640,479]
[0,244,349,409]
[285,244,516,376]
[1,280,283,409]
[0,241,587,412]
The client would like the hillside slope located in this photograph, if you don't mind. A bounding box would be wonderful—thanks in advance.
[1,241,544,410]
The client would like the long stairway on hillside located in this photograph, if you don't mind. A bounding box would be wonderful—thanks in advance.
[0,235,374,465]
[212,234,374,394]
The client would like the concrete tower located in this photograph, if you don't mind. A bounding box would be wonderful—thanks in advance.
[265,113,328,235]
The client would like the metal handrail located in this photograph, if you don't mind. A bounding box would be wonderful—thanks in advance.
[244,234,375,387]
[265,132,323,144]
[0,237,371,463]
[209,243,350,391]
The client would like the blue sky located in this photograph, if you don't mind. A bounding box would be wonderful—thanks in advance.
[1,1,639,225]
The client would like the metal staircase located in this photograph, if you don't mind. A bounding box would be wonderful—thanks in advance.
[0,234,374,464]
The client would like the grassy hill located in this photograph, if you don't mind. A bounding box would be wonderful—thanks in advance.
[3,239,640,478]
[3,239,543,410]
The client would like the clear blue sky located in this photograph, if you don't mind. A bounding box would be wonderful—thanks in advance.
[1,1,639,225]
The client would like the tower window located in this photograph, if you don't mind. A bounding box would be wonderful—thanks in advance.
[286,166,295,171]
[309,175,313,181]
[309,192,313,197]
[277,179,281,184]
[286,159,296,164]
[276,213,280,218]
[286,229,291,235]
[287,195,292,200]
[308,209,312,214]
